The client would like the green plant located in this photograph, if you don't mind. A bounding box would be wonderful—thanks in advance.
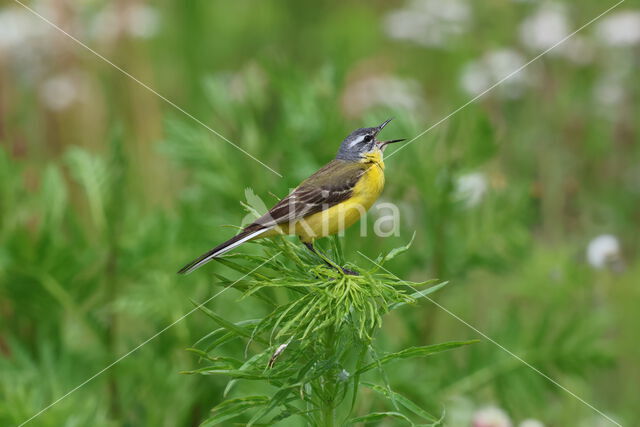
[183,237,476,426]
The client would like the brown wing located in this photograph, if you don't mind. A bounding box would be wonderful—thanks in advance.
[247,159,367,230]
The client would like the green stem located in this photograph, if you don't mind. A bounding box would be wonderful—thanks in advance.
[312,241,343,272]
[321,325,337,427]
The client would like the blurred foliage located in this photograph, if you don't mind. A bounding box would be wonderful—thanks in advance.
[1,0,639,426]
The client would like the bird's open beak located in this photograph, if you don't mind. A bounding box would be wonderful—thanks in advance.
[377,138,405,150]
[375,119,404,150]
[377,118,393,131]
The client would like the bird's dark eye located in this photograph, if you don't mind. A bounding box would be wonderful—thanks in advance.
[363,135,373,143]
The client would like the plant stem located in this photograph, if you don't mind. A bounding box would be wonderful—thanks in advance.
[321,325,337,427]
[321,402,335,427]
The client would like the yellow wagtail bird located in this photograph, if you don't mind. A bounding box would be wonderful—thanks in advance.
[178,119,404,275]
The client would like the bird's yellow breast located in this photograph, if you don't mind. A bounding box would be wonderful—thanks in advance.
[293,150,385,242]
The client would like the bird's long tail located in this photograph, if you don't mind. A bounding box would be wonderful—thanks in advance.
[177,227,269,275]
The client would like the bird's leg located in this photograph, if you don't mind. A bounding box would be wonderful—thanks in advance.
[302,241,359,276]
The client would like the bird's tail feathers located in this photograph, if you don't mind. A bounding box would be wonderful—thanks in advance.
[177,227,269,275]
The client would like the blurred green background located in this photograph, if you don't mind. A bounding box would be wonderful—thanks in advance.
[1,0,639,425]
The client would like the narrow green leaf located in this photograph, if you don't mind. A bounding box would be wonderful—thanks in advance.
[348,411,413,425]
[201,396,269,426]
[389,281,449,311]
[195,303,267,344]
[377,232,416,265]
[214,257,271,280]
[362,382,437,422]
[247,388,296,426]
[356,341,478,374]
[188,368,292,380]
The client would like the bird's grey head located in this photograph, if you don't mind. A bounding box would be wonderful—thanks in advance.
[335,119,405,161]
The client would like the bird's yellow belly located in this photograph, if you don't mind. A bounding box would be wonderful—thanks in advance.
[283,161,385,242]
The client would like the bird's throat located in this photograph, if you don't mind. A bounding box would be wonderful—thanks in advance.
[361,149,385,170]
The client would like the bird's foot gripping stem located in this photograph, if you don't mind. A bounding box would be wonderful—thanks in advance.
[340,267,359,276]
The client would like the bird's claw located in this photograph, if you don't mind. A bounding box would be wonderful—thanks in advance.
[341,267,359,276]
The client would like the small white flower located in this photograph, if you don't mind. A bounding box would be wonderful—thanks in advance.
[127,4,159,38]
[455,172,488,208]
[445,396,475,426]
[519,4,596,64]
[0,8,48,52]
[384,0,470,48]
[587,234,621,270]
[579,415,622,427]
[596,11,640,46]
[472,406,512,427]
[40,74,79,111]
[91,7,119,41]
[92,3,159,41]
[559,36,595,65]
[0,6,55,78]
[592,53,633,115]
[341,75,425,118]
[520,3,570,51]
[460,49,529,98]
[519,419,545,427]
[337,369,350,382]
[460,61,492,96]
[593,71,626,108]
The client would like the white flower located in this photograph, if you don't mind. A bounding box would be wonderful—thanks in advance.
[0,7,49,52]
[587,234,621,270]
[40,73,79,111]
[0,6,71,80]
[460,49,529,98]
[596,11,640,46]
[460,62,492,96]
[520,3,570,51]
[519,4,597,64]
[593,70,626,108]
[559,36,595,65]
[92,3,159,41]
[0,6,53,76]
[341,75,426,118]
[519,419,545,427]
[579,415,622,427]
[592,52,633,115]
[384,0,470,48]
[337,369,350,382]
[445,396,475,426]
[455,172,488,208]
[472,406,512,427]
[127,4,159,38]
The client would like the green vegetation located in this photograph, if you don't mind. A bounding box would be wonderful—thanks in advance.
[1,0,638,425]
[182,238,475,425]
